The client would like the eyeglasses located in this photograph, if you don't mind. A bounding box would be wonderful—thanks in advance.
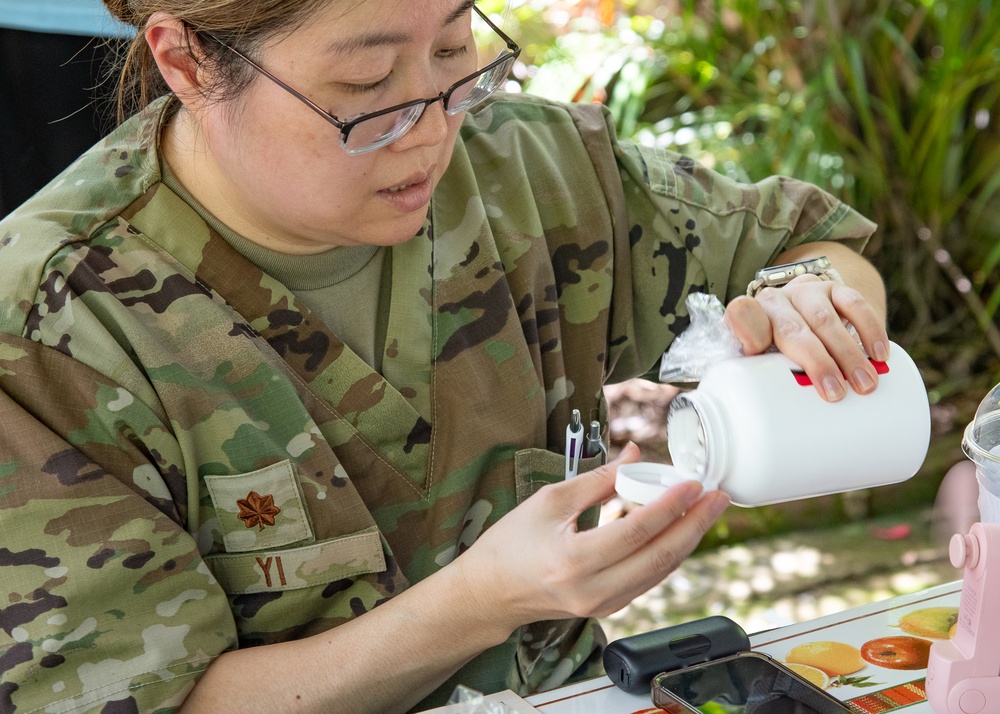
[203,6,520,156]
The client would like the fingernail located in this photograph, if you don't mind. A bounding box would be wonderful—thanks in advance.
[822,376,846,402]
[710,492,730,517]
[853,368,876,393]
[680,480,704,507]
[873,340,889,362]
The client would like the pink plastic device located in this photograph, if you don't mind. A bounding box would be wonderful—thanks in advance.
[926,522,1000,714]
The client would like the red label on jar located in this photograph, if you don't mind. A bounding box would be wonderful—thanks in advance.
[792,359,889,386]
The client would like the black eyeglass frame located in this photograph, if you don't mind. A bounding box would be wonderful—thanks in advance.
[201,6,520,155]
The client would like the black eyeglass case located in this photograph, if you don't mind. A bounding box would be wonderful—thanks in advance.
[603,615,751,695]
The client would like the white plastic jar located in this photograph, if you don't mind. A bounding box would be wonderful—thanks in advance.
[616,341,931,507]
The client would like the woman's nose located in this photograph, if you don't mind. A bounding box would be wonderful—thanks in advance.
[390,97,451,151]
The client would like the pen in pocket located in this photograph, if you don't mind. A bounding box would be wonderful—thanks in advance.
[585,420,608,465]
[565,409,583,479]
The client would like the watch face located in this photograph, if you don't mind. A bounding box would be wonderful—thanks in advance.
[756,257,830,281]
[749,257,837,296]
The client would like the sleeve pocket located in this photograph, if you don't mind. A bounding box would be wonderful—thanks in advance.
[203,460,390,595]
[204,460,312,552]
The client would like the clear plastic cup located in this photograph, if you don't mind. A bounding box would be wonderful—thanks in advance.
[963,382,1000,523]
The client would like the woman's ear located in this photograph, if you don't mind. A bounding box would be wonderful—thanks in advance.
[145,13,206,107]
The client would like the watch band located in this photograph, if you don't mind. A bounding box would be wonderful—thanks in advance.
[746,256,843,297]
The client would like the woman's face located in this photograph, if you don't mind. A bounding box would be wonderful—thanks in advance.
[185,0,479,253]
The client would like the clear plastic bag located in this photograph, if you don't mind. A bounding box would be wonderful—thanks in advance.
[658,293,743,383]
[436,685,514,714]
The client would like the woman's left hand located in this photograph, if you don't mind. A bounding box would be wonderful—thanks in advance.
[723,243,889,402]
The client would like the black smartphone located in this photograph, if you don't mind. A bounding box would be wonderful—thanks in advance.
[651,651,854,713]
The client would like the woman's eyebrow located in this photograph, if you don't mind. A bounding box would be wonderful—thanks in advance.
[324,0,476,55]
[444,0,477,26]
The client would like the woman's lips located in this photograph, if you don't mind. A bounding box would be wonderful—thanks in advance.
[378,173,433,213]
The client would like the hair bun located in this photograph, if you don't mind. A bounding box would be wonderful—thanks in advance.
[103,0,139,26]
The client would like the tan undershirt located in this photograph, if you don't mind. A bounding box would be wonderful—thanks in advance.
[160,162,386,371]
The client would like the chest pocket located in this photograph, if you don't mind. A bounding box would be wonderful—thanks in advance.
[514,448,604,530]
[202,460,387,594]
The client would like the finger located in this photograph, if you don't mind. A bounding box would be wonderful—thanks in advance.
[782,280,892,395]
[580,475,707,566]
[754,284,847,401]
[780,281,880,396]
[546,442,641,524]
[820,285,883,394]
[829,283,890,363]
[633,490,730,590]
[586,490,730,615]
[724,296,772,355]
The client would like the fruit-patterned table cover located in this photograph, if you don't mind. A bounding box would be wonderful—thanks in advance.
[526,580,962,714]
[751,580,960,713]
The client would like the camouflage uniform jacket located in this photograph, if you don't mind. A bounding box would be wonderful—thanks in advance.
[0,92,876,712]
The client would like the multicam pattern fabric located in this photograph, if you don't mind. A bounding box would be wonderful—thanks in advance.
[0,92,876,712]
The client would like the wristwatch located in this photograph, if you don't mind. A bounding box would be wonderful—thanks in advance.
[746,256,843,297]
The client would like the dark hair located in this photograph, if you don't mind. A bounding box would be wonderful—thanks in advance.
[102,0,334,121]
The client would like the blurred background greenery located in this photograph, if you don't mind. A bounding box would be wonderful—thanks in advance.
[480,0,1000,543]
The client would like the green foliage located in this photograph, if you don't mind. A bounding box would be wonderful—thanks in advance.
[506,0,1000,389]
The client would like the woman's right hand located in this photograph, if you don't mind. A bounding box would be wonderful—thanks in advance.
[453,442,730,638]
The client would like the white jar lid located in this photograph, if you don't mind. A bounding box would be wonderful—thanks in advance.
[615,462,706,505]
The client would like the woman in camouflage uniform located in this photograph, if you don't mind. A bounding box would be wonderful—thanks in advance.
[0,0,889,711]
